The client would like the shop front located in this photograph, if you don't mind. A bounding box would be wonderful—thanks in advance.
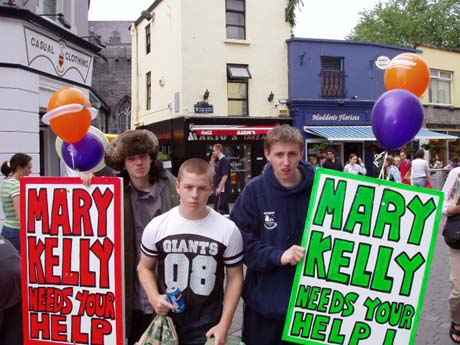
[141,116,291,201]
[291,100,456,177]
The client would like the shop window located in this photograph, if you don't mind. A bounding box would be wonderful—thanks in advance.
[226,0,245,39]
[320,56,345,98]
[145,24,151,54]
[42,0,57,16]
[429,69,452,105]
[146,72,151,110]
[227,64,251,116]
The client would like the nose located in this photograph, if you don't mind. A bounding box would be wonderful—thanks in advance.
[191,188,199,199]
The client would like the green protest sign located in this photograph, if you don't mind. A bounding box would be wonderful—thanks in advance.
[282,169,444,345]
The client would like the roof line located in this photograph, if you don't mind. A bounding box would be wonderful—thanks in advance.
[134,0,163,26]
[287,37,417,52]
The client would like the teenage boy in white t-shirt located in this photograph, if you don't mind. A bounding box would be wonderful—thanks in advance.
[138,158,244,345]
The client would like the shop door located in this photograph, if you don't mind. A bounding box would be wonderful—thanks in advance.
[251,142,266,178]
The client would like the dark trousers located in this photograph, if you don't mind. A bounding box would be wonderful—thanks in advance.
[214,192,230,215]
[242,305,291,345]
[0,303,23,345]
[127,310,154,345]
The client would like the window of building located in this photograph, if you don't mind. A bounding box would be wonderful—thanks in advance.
[227,64,251,116]
[320,56,345,98]
[429,69,453,105]
[145,24,151,54]
[226,0,245,39]
[42,0,57,15]
[146,72,151,110]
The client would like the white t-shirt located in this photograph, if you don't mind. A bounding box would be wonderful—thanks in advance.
[140,206,243,339]
[344,163,366,175]
[411,158,429,179]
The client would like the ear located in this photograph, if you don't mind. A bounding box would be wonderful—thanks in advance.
[175,179,181,195]
[264,148,270,161]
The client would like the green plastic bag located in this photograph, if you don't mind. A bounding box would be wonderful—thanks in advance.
[135,315,179,345]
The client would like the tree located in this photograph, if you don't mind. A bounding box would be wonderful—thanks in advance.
[286,0,304,28]
[349,0,460,49]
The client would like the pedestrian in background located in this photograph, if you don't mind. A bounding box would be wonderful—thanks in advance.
[384,156,401,183]
[231,125,314,345]
[343,153,366,175]
[0,153,32,251]
[441,167,460,343]
[308,154,320,170]
[322,148,343,171]
[105,129,179,345]
[399,150,411,184]
[210,144,232,215]
[410,149,431,187]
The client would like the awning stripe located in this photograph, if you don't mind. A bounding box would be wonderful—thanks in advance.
[304,126,457,141]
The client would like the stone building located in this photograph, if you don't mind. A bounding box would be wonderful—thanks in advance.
[89,20,132,133]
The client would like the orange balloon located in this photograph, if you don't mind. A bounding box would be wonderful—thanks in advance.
[47,87,91,143]
[384,53,431,97]
[50,110,91,143]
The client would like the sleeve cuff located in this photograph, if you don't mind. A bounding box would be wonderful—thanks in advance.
[270,249,284,267]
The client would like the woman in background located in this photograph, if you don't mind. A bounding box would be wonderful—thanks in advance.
[0,153,32,251]
[343,153,366,175]
[410,149,431,187]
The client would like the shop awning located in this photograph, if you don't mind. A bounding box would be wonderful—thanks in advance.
[304,126,457,141]
[190,125,273,136]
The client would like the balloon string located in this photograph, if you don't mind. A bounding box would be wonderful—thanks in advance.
[379,151,388,180]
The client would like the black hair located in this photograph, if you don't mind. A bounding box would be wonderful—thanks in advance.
[414,149,425,159]
[1,153,32,177]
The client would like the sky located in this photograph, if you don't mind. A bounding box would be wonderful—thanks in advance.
[88,0,382,40]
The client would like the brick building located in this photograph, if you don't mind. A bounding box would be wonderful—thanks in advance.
[89,20,132,133]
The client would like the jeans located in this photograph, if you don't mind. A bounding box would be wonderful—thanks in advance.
[449,247,460,324]
[1,225,20,251]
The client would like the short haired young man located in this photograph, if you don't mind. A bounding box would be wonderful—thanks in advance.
[138,158,244,345]
[210,144,232,214]
[105,129,179,344]
[230,125,314,345]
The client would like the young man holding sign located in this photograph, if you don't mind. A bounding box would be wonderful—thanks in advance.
[230,125,315,345]
[138,158,244,345]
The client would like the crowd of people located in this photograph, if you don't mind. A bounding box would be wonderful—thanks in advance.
[307,148,460,187]
[0,125,459,344]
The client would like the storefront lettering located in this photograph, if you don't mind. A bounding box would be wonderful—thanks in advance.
[31,37,55,54]
[312,113,361,122]
[24,27,92,84]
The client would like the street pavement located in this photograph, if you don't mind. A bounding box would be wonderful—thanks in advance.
[225,236,455,345]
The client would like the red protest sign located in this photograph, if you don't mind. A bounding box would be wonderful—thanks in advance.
[20,177,124,345]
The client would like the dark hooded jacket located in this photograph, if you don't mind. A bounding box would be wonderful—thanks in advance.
[230,162,314,319]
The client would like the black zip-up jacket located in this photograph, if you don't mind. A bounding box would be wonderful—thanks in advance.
[230,162,314,319]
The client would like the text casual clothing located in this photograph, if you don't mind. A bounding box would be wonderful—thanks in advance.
[141,207,243,345]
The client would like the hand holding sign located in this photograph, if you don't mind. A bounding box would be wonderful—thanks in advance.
[281,245,306,266]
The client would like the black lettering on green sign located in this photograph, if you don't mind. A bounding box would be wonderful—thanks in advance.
[304,230,331,279]
[363,297,381,321]
[313,178,347,230]
[383,329,397,345]
[373,189,406,242]
[395,252,426,296]
[295,285,311,308]
[318,288,332,313]
[370,246,394,293]
[350,243,372,288]
[407,196,436,246]
[327,239,354,284]
[348,322,371,345]
[311,314,330,341]
[399,304,415,329]
[328,318,345,345]
[291,311,313,338]
[343,185,375,236]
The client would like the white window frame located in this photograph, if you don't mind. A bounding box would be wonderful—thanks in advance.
[429,68,453,106]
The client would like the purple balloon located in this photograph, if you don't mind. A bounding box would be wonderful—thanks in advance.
[371,89,424,150]
[62,132,104,172]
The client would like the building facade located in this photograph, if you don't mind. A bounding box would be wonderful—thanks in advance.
[418,46,460,165]
[131,0,292,197]
[287,38,454,176]
[0,0,102,224]
[89,20,132,134]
